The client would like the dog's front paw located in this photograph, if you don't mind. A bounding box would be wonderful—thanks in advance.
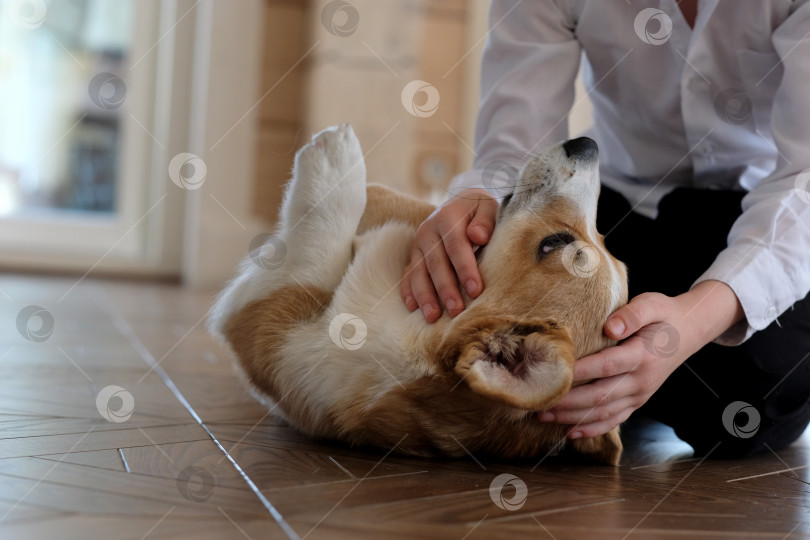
[318,123,363,172]
[295,124,365,189]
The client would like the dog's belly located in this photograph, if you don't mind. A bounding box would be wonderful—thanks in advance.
[334,221,417,329]
[277,222,432,432]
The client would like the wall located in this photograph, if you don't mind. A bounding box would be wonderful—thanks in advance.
[181,0,268,289]
[253,0,476,225]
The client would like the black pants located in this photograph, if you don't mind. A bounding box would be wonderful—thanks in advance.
[597,185,810,458]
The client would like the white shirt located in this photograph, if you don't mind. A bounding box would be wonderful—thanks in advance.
[451,0,810,345]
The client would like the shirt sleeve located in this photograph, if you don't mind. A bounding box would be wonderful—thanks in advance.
[693,1,810,345]
[449,0,582,196]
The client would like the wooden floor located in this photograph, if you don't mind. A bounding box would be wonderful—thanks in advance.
[1,274,809,539]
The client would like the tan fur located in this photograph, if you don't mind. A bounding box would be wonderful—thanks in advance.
[470,197,623,359]
[222,193,624,464]
[222,285,335,435]
[437,317,575,410]
[357,183,435,233]
[338,376,573,459]
[570,428,623,465]
[341,379,620,464]
[358,187,622,361]
[214,127,627,467]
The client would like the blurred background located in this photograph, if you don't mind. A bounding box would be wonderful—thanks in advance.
[0,0,592,290]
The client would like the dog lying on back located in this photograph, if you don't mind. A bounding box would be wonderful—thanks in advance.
[209,125,628,465]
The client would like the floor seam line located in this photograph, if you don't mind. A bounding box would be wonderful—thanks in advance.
[94,287,301,540]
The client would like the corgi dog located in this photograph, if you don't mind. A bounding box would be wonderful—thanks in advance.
[209,124,628,465]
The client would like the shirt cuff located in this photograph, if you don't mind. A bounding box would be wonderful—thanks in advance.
[692,244,792,346]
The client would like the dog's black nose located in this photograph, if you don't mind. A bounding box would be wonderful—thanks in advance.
[562,137,598,160]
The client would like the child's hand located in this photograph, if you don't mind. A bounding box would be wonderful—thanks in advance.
[400,189,498,322]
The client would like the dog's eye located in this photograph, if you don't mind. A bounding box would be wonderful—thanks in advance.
[538,233,575,259]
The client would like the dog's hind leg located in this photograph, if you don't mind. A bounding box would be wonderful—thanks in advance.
[208,124,366,337]
[276,124,367,289]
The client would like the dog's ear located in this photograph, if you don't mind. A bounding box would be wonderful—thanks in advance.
[445,318,576,410]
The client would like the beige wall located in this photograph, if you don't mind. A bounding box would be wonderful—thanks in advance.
[254,0,475,223]
[306,0,468,201]
[181,0,268,289]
